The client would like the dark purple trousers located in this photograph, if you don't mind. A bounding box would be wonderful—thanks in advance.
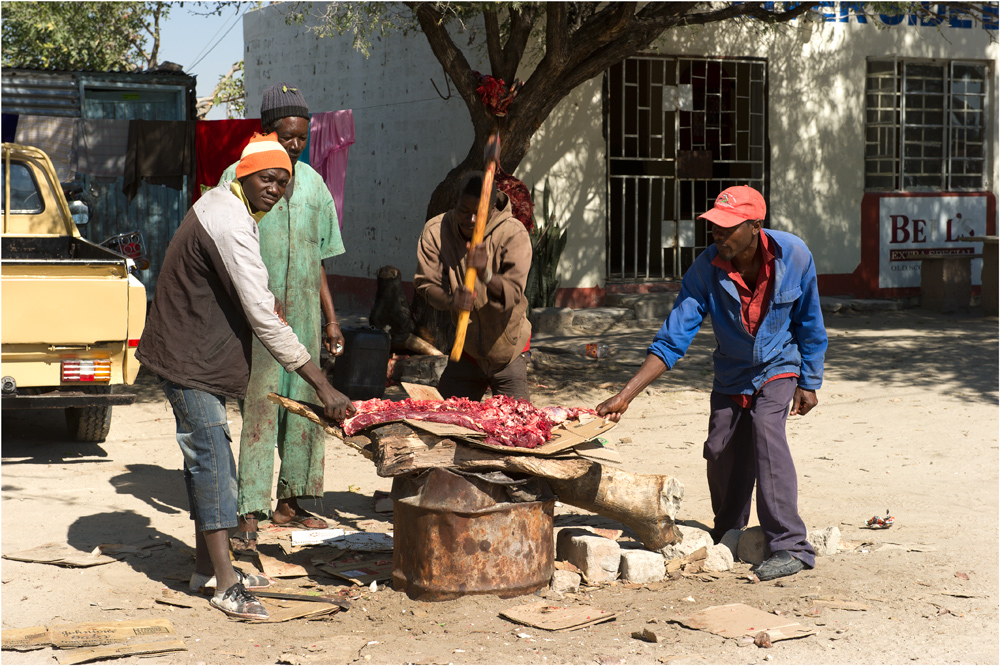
[704,376,815,568]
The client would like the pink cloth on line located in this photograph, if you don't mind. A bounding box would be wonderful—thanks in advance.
[309,110,355,230]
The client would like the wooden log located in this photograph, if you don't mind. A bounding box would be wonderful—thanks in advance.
[267,395,682,551]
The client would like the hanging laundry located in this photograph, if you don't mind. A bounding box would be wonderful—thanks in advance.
[122,120,196,203]
[15,115,78,182]
[1,114,19,144]
[309,110,355,230]
[193,118,260,202]
[77,119,130,178]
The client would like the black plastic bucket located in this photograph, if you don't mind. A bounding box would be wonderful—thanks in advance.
[331,326,391,400]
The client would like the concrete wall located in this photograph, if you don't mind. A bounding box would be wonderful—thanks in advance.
[243,4,998,308]
[243,4,486,310]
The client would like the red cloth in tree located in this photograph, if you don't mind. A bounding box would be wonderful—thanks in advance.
[473,72,522,117]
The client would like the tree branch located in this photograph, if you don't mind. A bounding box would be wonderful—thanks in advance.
[545,2,568,67]
[498,6,536,83]
[405,2,491,133]
[483,7,504,77]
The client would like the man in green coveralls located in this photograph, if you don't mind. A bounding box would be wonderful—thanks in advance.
[220,83,346,552]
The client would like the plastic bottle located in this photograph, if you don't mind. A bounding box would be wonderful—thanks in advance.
[573,343,610,359]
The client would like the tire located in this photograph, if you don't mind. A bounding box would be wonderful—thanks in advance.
[65,386,113,442]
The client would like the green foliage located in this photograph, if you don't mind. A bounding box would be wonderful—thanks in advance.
[282,2,418,58]
[1,2,168,70]
[282,1,514,58]
[525,179,567,310]
[214,59,245,118]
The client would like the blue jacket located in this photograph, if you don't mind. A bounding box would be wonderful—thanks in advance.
[647,229,827,395]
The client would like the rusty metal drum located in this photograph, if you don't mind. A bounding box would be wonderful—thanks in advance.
[391,468,554,601]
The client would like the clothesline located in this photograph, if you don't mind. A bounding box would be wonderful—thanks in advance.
[1,112,355,227]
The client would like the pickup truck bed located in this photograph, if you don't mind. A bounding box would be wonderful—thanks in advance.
[2,235,129,264]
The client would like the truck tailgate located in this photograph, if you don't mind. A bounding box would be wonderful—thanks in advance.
[1,264,130,344]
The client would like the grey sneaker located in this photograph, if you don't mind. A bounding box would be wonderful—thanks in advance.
[190,568,271,593]
[210,582,268,620]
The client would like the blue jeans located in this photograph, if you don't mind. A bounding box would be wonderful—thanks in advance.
[159,378,238,532]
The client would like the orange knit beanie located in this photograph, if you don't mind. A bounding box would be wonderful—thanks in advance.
[235,132,292,179]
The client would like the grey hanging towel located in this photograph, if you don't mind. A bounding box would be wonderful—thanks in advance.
[122,119,196,203]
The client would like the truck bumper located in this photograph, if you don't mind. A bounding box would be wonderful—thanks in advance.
[2,391,137,409]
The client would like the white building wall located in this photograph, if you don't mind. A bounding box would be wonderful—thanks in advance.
[243,4,486,291]
[640,13,999,277]
[243,4,997,298]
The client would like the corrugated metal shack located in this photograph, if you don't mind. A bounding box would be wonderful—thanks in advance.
[2,66,198,296]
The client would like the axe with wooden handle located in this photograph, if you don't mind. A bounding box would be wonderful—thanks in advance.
[449,132,501,362]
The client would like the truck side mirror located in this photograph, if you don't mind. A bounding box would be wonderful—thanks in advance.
[68,200,90,227]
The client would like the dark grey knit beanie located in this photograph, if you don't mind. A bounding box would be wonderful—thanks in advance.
[260,82,309,129]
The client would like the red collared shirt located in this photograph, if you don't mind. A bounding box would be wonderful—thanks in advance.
[711,231,797,407]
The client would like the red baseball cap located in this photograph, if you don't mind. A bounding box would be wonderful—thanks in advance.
[698,186,766,228]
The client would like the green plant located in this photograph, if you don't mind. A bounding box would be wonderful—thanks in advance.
[525,179,567,310]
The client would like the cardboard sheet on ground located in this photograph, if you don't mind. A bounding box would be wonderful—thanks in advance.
[500,601,616,632]
[2,542,118,568]
[670,603,815,641]
[290,529,393,551]
[315,555,394,586]
[56,639,187,665]
[255,544,316,578]
[251,599,343,623]
[3,619,176,651]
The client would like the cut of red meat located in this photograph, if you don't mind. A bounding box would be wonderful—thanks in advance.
[342,395,583,449]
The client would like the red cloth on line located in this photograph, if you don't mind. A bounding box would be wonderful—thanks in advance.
[194,119,260,203]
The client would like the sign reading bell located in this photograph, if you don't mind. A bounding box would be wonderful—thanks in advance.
[879,195,989,289]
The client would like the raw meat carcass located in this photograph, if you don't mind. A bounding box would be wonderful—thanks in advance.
[342,395,593,449]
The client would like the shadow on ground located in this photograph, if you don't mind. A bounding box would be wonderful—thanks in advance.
[529,309,998,405]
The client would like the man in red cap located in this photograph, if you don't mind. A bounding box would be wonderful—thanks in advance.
[597,185,827,582]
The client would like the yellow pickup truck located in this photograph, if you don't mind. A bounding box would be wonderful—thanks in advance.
[1,142,146,442]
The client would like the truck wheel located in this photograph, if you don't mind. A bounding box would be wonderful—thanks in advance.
[66,405,113,442]
[65,386,113,442]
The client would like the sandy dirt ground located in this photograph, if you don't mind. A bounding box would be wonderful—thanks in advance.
[1,307,997,665]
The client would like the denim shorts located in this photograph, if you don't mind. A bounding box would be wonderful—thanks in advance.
[159,377,238,532]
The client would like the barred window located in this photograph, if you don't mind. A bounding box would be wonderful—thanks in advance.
[865,59,988,191]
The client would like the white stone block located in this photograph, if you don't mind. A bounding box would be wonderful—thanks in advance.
[556,530,621,583]
[619,549,666,583]
[550,570,581,594]
[659,525,713,561]
[704,544,735,572]
[808,526,842,556]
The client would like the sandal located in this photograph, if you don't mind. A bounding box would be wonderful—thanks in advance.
[230,513,260,553]
[272,509,328,530]
[229,530,258,554]
[210,582,268,620]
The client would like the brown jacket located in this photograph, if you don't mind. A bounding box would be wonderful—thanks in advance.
[414,192,532,376]
[137,185,310,398]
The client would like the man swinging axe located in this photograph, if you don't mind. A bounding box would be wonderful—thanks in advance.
[414,134,533,402]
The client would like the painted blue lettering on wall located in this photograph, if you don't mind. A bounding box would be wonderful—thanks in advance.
[796,1,996,30]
